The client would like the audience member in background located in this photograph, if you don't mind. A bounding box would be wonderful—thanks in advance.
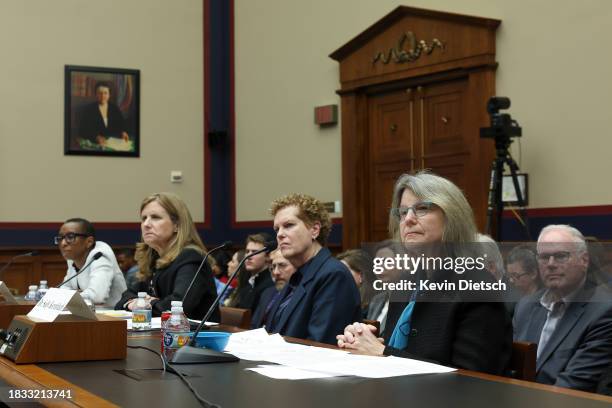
[265,194,361,344]
[513,224,612,392]
[365,240,402,335]
[117,248,140,292]
[115,193,218,321]
[210,250,234,303]
[477,233,505,281]
[337,249,376,317]
[584,236,612,286]
[506,244,541,296]
[211,250,232,286]
[224,249,247,307]
[56,218,126,307]
[251,249,296,328]
[337,171,512,375]
[236,233,274,312]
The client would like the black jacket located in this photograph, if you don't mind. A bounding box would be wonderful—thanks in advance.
[115,248,219,321]
[236,269,274,313]
[383,268,512,375]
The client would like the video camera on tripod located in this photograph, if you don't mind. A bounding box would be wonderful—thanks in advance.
[480,97,521,145]
[479,97,530,240]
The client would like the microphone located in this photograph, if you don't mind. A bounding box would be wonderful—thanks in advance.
[57,252,103,288]
[0,251,40,279]
[188,240,277,343]
[181,241,233,304]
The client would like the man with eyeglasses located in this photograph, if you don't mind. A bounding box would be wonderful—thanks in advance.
[56,218,127,307]
[251,249,296,329]
[513,224,612,392]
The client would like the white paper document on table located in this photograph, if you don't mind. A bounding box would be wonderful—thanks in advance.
[226,329,456,379]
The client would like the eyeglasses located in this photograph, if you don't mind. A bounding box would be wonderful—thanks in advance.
[537,251,571,264]
[507,271,531,282]
[53,233,89,245]
[391,202,435,220]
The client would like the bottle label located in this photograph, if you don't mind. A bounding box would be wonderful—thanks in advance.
[163,331,191,348]
[132,310,152,324]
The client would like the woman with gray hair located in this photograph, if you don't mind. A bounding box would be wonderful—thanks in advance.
[337,171,512,375]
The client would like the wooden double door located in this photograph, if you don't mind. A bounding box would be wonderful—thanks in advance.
[368,78,478,242]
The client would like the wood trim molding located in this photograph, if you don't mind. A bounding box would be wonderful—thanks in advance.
[0,357,118,407]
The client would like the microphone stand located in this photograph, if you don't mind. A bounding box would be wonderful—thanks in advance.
[170,243,276,364]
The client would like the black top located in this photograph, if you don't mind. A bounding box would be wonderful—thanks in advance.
[383,268,512,375]
[236,268,274,313]
[115,247,219,321]
[78,101,128,142]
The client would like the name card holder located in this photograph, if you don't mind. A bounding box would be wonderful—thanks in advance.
[0,289,126,364]
[0,282,36,329]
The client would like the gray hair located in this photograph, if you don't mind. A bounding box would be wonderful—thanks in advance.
[476,233,505,278]
[538,224,587,253]
[388,171,477,244]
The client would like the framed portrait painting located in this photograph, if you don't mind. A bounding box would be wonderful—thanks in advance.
[64,65,140,157]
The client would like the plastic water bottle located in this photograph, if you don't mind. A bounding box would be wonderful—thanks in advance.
[132,292,152,330]
[36,281,48,301]
[163,305,191,361]
[160,301,183,353]
[24,285,38,301]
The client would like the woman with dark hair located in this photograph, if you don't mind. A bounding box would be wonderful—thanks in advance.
[506,244,542,296]
[337,249,375,316]
[115,192,218,321]
[337,171,512,374]
[222,249,247,307]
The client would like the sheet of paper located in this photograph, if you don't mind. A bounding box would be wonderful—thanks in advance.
[105,137,133,152]
[225,329,456,378]
[247,365,339,380]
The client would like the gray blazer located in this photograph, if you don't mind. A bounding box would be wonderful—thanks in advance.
[513,282,612,391]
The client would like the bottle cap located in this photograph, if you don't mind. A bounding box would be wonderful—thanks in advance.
[171,306,184,313]
[40,280,47,284]
[137,292,147,298]
[171,301,182,307]
[29,285,37,290]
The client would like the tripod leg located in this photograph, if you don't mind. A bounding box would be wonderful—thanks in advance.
[494,157,505,241]
[506,157,532,240]
[485,157,505,240]
[485,162,497,235]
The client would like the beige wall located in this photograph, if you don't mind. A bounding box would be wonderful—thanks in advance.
[235,0,612,221]
[0,0,205,222]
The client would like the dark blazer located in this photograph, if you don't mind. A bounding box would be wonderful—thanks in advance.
[383,268,512,375]
[236,269,274,313]
[265,247,361,345]
[251,285,280,329]
[78,101,127,142]
[513,282,612,391]
[115,248,219,322]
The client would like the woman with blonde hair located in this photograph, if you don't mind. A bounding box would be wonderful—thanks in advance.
[115,193,218,321]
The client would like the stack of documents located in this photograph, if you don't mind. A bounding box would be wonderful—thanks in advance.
[225,329,456,380]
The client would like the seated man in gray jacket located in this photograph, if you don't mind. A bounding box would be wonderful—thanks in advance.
[55,218,127,307]
[513,224,612,392]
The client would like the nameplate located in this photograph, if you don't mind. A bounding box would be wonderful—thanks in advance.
[0,282,17,304]
[27,288,97,322]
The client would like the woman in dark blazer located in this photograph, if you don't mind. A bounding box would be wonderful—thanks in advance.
[337,171,512,375]
[264,193,361,345]
[78,82,130,145]
[115,192,218,321]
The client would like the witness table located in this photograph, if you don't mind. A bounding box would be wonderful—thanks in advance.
[0,327,611,407]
